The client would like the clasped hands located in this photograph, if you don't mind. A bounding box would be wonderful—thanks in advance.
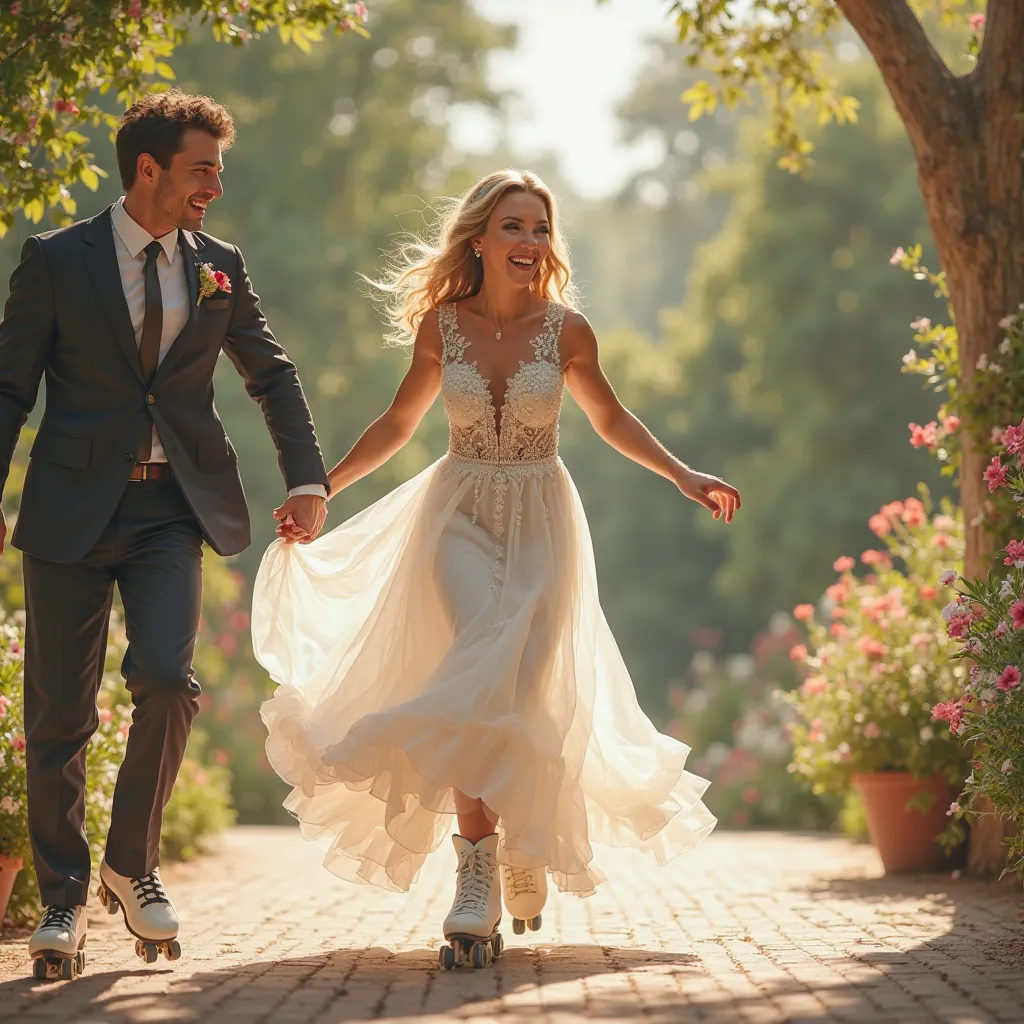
[273,493,328,544]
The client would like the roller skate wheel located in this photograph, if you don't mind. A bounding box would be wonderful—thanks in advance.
[32,958,46,981]
[439,945,456,971]
[470,941,491,969]
[60,957,75,980]
[512,917,525,935]
[98,886,120,915]
[491,932,504,959]
[164,939,182,962]
[527,913,542,932]
[76,949,86,973]
[135,939,159,964]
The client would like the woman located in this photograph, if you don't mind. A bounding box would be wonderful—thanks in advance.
[253,170,741,969]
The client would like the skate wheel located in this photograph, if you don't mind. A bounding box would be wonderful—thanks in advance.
[135,939,158,964]
[512,917,525,935]
[527,913,542,932]
[470,941,491,969]
[491,932,504,959]
[99,886,120,915]
[164,939,181,962]
[439,945,456,971]
[60,957,75,981]
[76,949,86,973]
[32,958,46,981]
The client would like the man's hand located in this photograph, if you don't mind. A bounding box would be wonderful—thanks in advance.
[273,494,327,544]
[676,468,742,523]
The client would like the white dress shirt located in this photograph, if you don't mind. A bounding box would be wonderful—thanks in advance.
[109,198,326,498]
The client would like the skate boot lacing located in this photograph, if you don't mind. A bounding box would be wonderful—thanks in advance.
[40,906,75,931]
[131,871,170,909]
[452,848,496,917]
[503,866,538,898]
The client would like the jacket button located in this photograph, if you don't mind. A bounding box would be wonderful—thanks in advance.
[125,453,135,462]
[147,394,155,405]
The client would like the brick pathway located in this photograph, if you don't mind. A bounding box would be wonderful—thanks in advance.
[1,827,1022,1023]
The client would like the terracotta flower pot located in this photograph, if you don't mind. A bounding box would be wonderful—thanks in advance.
[0,854,24,926]
[853,771,953,873]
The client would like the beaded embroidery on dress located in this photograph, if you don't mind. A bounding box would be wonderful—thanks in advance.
[254,300,716,896]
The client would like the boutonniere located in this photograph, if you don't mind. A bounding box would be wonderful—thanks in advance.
[197,262,232,306]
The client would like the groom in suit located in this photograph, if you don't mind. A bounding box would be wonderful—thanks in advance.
[0,90,329,970]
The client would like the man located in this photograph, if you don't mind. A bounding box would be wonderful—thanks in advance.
[0,90,329,979]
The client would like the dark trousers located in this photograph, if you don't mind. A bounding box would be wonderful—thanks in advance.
[23,479,204,907]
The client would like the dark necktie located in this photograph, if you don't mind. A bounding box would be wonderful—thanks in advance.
[136,239,163,463]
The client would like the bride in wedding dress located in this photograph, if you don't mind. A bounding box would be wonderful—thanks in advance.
[252,169,741,964]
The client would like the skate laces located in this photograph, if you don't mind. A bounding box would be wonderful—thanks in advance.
[131,870,170,909]
[40,906,75,931]
[503,866,538,898]
[452,848,495,916]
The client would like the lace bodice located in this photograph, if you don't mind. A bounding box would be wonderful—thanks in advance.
[439,301,566,466]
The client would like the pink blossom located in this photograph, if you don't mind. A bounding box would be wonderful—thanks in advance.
[909,422,938,449]
[889,247,906,265]
[128,0,142,17]
[964,638,983,656]
[942,416,960,434]
[826,582,849,604]
[910,632,932,649]
[801,675,828,696]
[229,611,250,631]
[808,719,825,743]
[939,568,958,586]
[997,665,1021,690]
[901,498,926,527]
[946,801,960,817]
[880,501,905,519]
[833,556,855,573]
[994,619,1009,639]
[1010,601,1024,631]
[856,636,888,659]
[98,708,113,724]
[868,514,891,537]
[919,585,938,601]
[789,644,808,663]
[11,2,22,15]
[793,603,814,621]
[1003,419,1024,456]
[947,613,969,639]
[863,721,881,739]
[910,317,931,332]
[999,315,1015,331]
[935,533,950,550]
[861,549,890,567]
[934,514,957,531]
[1005,539,1024,568]
[932,699,964,733]
[829,623,849,638]
[54,98,79,115]
[355,0,368,19]
[119,722,130,738]
[831,606,846,620]
[10,734,25,751]
[212,270,232,294]
[984,457,1009,492]
[969,13,985,32]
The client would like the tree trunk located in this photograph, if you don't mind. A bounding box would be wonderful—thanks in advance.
[837,0,1024,876]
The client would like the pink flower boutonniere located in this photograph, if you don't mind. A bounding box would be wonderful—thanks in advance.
[197,262,232,306]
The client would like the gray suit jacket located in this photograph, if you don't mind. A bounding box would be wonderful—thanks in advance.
[0,205,329,562]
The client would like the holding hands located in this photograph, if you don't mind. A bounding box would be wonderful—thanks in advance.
[273,493,328,544]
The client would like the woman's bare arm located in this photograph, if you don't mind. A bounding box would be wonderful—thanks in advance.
[326,311,443,496]
[562,311,741,522]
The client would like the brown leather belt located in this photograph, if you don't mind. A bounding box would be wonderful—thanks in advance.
[129,462,173,481]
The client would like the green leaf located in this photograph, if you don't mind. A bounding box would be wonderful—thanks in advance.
[155,62,176,80]
[80,166,100,191]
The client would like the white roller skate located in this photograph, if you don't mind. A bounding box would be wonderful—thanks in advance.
[28,905,88,981]
[98,860,181,965]
[439,833,503,970]
[502,864,546,935]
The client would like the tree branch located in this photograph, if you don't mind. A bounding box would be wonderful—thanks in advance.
[976,0,1024,101]
[834,0,969,158]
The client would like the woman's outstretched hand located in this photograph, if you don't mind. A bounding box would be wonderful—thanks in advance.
[676,469,741,523]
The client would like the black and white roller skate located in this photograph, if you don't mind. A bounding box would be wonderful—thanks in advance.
[28,905,88,981]
[502,864,546,935]
[98,860,181,965]
[438,833,504,970]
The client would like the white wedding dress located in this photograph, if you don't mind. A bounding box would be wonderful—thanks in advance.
[252,300,715,896]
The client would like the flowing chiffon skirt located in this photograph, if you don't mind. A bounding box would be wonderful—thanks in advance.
[253,454,716,895]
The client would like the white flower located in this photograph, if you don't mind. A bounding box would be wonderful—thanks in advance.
[939,569,958,586]
[942,601,958,621]
[989,362,1003,374]
[1000,578,1015,599]
[919,726,934,742]
[902,349,917,366]
[1001,759,1014,774]
[0,795,21,814]
[999,338,1012,355]
[999,315,1015,330]
[977,353,989,371]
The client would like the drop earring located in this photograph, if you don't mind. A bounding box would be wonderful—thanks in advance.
[473,247,482,258]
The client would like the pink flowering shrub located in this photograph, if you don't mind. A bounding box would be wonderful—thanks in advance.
[935,418,1024,878]
[786,487,969,799]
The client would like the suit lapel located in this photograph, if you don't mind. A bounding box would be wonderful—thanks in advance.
[82,208,146,385]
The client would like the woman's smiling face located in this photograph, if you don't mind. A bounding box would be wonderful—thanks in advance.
[473,190,551,287]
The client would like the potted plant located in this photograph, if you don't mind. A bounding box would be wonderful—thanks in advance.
[935,413,1024,881]
[786,488,969,872]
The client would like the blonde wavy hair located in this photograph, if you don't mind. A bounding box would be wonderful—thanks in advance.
[370,169,579,345]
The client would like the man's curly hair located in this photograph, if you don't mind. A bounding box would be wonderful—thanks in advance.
[116,89,235,189]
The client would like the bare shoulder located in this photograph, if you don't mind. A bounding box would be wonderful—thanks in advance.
[413,308,443,362]
[559,308,598,363]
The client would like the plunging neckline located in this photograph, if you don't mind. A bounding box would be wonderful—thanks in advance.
[450,300,553,440]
